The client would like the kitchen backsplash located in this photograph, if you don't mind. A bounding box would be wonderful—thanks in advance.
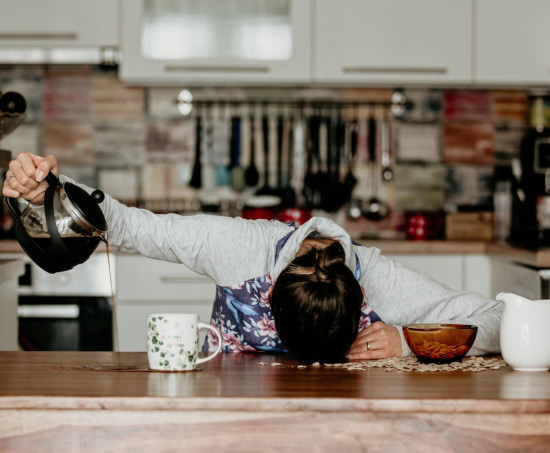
[0,65,529,237]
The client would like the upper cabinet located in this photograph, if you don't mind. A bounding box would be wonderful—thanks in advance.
[120,0,312,85]
[475,0,550,85]
[0,0,119,64]
[313,0,473,85]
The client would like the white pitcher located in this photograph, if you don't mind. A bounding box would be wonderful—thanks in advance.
[496,292,550,371]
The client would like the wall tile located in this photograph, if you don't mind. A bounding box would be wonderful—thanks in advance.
[145,119,194,163]
[444,90,492,120]
[94,121,145,167]
[443,121,494,165]
[43,66,92,121]
[91,73,144,121]
[42,122,93,166]
[445,165,494,208]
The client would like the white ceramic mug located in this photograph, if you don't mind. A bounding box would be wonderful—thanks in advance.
[147,313,222,371]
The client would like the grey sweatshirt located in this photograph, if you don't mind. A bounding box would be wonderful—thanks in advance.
[74,177,502,357]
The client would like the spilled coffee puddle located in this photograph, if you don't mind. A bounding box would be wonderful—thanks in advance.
[72,364,202,373]
[73,364,150,372]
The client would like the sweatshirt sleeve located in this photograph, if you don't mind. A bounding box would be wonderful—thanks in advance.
[65,176,292,285]
[356,245,503,357]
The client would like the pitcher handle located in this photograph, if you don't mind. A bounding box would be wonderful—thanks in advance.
[196,322,222,365]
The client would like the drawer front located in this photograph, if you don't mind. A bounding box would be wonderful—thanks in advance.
[116,255,215,301]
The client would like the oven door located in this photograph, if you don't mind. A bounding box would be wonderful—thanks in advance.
[8,251,114,351]
[18,295,113,351]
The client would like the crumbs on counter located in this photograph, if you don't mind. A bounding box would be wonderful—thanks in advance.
[258,356,507,372]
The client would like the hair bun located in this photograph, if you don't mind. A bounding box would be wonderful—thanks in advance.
[315,242,346,280]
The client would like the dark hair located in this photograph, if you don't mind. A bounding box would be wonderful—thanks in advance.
[270,241,363,363]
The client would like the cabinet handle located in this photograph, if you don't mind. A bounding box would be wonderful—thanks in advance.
[164,65,270,73]
[160,276,207,284]
[0,33,78,41]
[343,66,448,75]
[18,305,80,319]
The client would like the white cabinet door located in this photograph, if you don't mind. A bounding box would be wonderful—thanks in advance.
[314,0,473,84]
[120,0,312,85]
[476,0,550,85]
[115,254,216,352]
[117,299,214,352]
[387,254,464,291]
[0,0,119,63]
[463,255,492,299]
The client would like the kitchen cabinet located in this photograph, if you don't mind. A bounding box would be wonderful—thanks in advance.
[0,0,119,64]
[0,259,25,350]
[313,0,473,84]
[475,0,550,85]
[120,0,312,85]
[490,257,549,300]
[115,254,216,351]
[388,253,492,298]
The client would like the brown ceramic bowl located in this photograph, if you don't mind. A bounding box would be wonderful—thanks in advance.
[403,324,478,364]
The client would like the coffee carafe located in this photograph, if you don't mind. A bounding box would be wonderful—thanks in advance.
[5,172,107,273]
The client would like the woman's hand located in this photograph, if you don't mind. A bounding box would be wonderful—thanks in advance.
[346,321,402,360]
[2,153,59,201]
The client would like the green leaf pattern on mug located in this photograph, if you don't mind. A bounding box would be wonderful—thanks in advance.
[148,317,199,371]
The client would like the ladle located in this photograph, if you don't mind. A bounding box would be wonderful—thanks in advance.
[362,116,389,221]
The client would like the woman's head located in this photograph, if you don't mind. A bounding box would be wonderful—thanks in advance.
[270,240,363,363]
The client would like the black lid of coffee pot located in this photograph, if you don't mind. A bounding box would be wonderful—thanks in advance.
[63,183,107,232]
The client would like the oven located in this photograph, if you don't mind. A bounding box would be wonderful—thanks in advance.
[4,251,115,351]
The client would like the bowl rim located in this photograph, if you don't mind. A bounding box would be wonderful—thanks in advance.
[403,323,478,332]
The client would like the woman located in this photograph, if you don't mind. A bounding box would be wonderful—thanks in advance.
[3,153,503,363]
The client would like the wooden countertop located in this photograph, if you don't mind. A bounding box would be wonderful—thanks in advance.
[1,351,549,412]
[1,352,550,450]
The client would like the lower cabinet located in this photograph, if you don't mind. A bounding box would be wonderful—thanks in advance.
[115,252,494,351]
[115,254,216,352]
[387,254,493,299]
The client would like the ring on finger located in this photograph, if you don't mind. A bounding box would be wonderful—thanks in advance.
[366,341,371,351]
[6,173,15,181]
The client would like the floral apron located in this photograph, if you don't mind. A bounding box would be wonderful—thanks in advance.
[203,228,382,353]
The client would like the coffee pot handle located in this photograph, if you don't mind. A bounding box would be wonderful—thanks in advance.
[5,171,61,220]
[5,196,21,219]
[45,172,60,188]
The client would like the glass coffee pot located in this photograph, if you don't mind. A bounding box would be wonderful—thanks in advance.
[6,172,107,273]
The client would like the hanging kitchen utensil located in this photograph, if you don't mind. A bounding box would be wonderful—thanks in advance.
[291,115,306,207]
[255,115,277,197]
[244,115,260,187]
[230,115,245,192]
[322,114,349,213]
[279,116,296,208]
[362,116,389,221]
[214,105,231,187]
[317,114,333,210]
[6,173,106,274]
[381,119,394,183]
[302,115,322,208]
[189,114,202,189]
[346,118,361,220]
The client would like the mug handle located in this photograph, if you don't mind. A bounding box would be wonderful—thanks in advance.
[196,322,222,365]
